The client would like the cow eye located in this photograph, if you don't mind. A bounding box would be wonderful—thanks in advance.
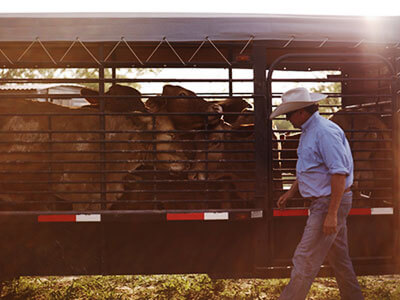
[178,92,186,96]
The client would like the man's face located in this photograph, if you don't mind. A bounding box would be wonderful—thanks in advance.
[286,109,304,128]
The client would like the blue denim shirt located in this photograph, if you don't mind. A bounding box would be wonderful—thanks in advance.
[296,112,354,198]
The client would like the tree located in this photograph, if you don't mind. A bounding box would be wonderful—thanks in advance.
[0,68,58,80]
[311,82,341,117]
[0,67,160,91]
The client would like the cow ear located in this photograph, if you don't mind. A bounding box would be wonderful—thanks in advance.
[81,88,99,105]
[107,84,141,98]
[162,84,175,95]
[145,96,167,113]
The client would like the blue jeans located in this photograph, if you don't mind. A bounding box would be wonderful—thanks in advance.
[279,192,364,300]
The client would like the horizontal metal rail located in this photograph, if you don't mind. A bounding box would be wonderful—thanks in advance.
[0,76,393,84]
[274,129,392,134]
[274,177,394,182]
[0,111,253,116]
[0,128,252,134]
[0,78,254,83]
[0,139,255,144]
[0,149,255,155]
[0,187,256,195]
[0,169,256,175]
[276,149,393,153]
[0,62,252,69]
[0,178,256,185]
[276,167,393,172]
[270,77,394,82]
[0,159,256,164]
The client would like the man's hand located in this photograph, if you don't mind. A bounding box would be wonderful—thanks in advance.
[277,180,298,209]
[323,174,346,235]
[277,192,291,209]
[323,213,337,235]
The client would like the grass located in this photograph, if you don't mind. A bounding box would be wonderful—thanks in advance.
[1,274,399,299]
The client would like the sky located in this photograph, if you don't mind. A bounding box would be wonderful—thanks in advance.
[0,0,399,16]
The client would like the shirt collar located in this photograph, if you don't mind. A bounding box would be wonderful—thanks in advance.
[301,111,320,132]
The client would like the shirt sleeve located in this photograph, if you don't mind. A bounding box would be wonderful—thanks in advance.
[317,127,352,175]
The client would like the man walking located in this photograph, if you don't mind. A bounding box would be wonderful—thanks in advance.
[270,87,364,300]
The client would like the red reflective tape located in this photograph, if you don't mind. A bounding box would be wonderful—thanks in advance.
[167,213,204,221]
[38,214,76,222]
[349,208,371,215]
[273,209,309,217]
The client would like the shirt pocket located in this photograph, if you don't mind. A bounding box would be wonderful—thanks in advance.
[297,146,320,172]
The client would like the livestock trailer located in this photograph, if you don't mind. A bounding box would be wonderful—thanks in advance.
[0,13,399,280]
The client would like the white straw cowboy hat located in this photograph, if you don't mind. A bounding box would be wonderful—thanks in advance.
[269,87,327,119]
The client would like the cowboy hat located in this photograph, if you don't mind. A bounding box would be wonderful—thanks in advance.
[269,87,327,119]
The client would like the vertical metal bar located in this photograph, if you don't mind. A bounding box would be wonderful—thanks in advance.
[253,44,269,210]
[228,49,233,97]
[48,115,53,204]
[392,50,400,273]
[152,116,158,208]
[98,45,107,277]
[229,67,233,97]
[47,88,54,208]
[204,116,209,207]
[252,43,270,269]
[112,67,116,83]
[99,53,106,210]
[341,70,349,108]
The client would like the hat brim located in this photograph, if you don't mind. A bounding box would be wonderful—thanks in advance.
[269,93,327,119]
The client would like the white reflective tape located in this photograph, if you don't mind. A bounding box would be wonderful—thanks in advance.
[204,212,228,220]
[251,210,263,219]
[76,214,101,222]
[371,208,393,215]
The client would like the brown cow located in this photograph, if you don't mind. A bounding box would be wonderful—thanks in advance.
[0,87,189,211]
[106,85,225,210]
[113,88,263,210]
[212,97,252,124]
[188,108,282,208]
[114,118,237,210]
[145,84,223,130]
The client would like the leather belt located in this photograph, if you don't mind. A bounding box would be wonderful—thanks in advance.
[306,187,351,201]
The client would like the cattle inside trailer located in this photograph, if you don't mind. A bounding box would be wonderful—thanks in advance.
[0,13,399,280]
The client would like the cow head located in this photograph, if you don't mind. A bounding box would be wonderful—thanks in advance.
[216,97,252,124]
[81,85,191,173]
[135,113,190,173]
[146,85,222,130]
